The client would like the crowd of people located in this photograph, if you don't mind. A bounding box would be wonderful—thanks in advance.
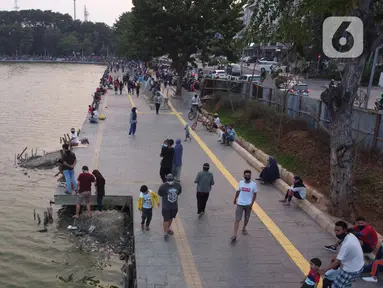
[56,59,383,288]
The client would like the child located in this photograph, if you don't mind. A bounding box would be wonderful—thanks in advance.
[184,124,191,141]
[55,159,66,187]
[92,170,106,214]
[137,185,160,230]
[301,258,321,288]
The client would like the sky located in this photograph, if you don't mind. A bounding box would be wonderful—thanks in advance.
[0,0,133,26]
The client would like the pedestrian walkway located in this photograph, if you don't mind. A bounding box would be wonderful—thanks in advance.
[75,83,378,287]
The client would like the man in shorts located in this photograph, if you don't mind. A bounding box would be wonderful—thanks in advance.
[158,174,182,240]
[231,170,257,242]
[74,165,95,218]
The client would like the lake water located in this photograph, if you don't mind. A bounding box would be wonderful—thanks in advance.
[0,63,122,288]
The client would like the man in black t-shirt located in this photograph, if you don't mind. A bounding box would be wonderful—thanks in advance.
[61,143,77,194]
[158,174,182,240]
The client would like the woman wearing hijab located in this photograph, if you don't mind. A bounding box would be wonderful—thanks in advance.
[129,107,137,136]
[256,156,280,184]
[173,139,183,182]
[279,176,306,206]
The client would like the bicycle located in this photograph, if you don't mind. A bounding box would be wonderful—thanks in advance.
[188,105,200,120]
[191,114,215,132]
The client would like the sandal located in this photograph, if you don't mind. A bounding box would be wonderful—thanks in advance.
[242,229,248,235]
[230,236,237,242]
[167,229,174,235]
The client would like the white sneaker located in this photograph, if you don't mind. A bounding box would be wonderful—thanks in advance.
[362,276,378,283]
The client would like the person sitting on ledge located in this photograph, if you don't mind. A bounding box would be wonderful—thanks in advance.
[279,176,306,206]
[70,128,79,147]
[221,125,236,145]
[324,216,378,254]
[89,110,99,124]
[256,156,280,185]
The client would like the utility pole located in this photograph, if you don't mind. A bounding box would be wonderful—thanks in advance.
[365,44,383,109]
[73,0,76,21]
[14,0,19,11]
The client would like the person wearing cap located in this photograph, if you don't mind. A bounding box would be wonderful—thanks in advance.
[194,163,215,215]
[74,165,96,218]
[158,174,182,240]
[70,128,79,147]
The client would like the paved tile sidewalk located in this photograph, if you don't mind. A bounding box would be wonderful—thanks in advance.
[74,83,380,287]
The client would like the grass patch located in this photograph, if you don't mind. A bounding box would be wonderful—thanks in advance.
[217,108,306,176]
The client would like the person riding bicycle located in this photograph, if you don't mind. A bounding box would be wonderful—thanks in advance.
[191,93,202,114]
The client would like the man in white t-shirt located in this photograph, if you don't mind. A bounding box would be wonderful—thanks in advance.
[231,170,257,242]
[70,128,79,147]
[320,221,364,288]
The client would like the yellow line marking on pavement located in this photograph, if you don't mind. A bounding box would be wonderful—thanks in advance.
[167,100,319,284]
[131,89,203,287]
[127,92,136,107]
[91,93,108,170]
[173,217,203,288]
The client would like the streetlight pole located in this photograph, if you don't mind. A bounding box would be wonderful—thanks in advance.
[365,44,383,109]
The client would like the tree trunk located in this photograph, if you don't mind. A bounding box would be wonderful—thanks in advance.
[175,69,184,96]
[321,54,368,217]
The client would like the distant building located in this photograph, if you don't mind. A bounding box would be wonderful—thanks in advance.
[238,1,288,61]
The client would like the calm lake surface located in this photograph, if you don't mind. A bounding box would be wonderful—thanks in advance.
[0,63,122,288]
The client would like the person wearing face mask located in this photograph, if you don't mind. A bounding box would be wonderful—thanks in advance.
[319,221,364,288]
[324,216,378,254]
[158,174,182,240]
[279,176,306,206]
[231,170,257,242]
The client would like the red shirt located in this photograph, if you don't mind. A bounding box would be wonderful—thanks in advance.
[77,172,95,193]
[352,224,378,248]
[88,107,93,113]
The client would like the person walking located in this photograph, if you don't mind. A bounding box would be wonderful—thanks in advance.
[160,139,174,183]
[154,92,162,114]
[194,163,215,215]
[158,174,182,240]
[173,139,183,182]
[119,80,124,95]
[137,185,160,231]
[136,81,141,97]
[74,166,95,218]
[231,170,257,242]
[92,169,105,214]
[129,107,137,136]
[61,143,77,195]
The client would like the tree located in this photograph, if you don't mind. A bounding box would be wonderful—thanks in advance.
[0,10,115,56]
[114,12,158,61]
[247,0,383,217]
[123,0,244,95]
[19,27,34,54]
[58,33,81,55]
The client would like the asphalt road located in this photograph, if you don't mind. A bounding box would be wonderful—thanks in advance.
[199,63,381,109]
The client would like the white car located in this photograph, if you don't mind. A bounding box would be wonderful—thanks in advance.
[239,74,261,84]
[210,69,227,79]
[255,60,286,73]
